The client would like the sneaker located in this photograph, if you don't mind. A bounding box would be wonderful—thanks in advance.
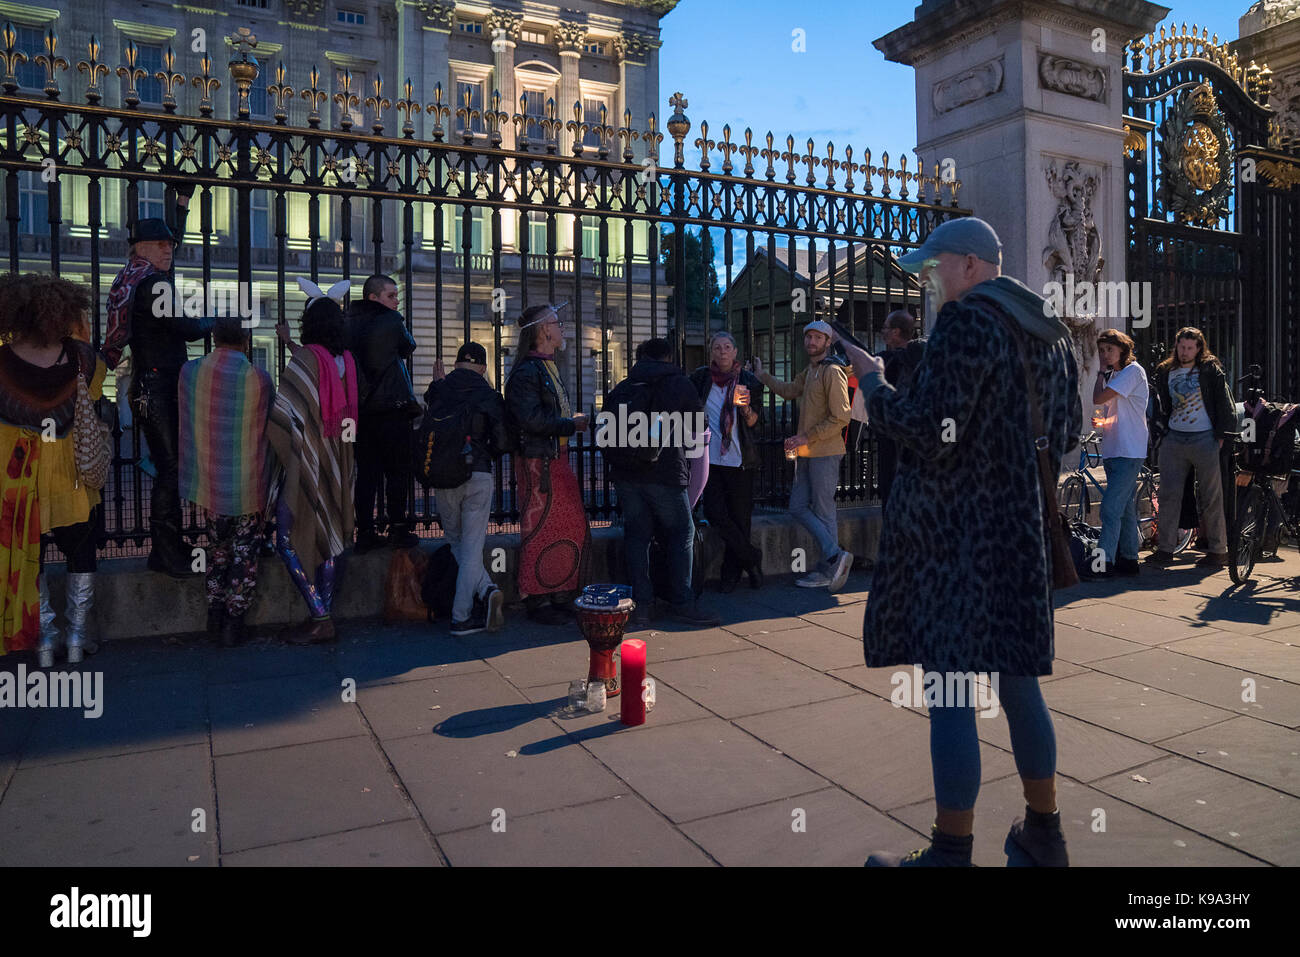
[1005,808,1069,867]
[1196,551,1228,568]
[827,551,854,594]
[483,586,505,631]
[450,616,486,637]
[866,826,975,867]
[665,602,721,627]
[795,572,831,588]
[1145,550,1175,565]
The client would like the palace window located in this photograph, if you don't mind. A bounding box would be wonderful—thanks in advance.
[521,88,549,140]
[582,97,608,148]
[520,29,547,45]
[17,170,47,234]
[455,80,485,134]
[14,25,45,90]
[251,189,271,248]
[134,43,164,105]
[337,9,365,24]
[138,180,165,221]
[583,42,605,56]
[236,0,269,7]
[581,216,600,260]
[521,210,548,254]
[457,20,482,34]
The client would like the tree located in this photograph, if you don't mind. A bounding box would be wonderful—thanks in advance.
[661,225,725,329]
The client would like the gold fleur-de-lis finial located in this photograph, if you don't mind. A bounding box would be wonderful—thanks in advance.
[117,39,147,107]
[694,119,714,171]
[717,124,737,175]
[396,77,420,137]
[541,96,561,153]
[759,131,778,181]
[454,84,481,144]
[484,88,509,147]
[424,81,449,141]
[641,111,663,163]
[1,21,28,94]
[267,61,294,124]
[800,138,819,186]
[333,69,359,131]
[823,142,837,189]
[780,134,797,184]
[77,34,110,104]
[156,46,185,112]
[861,148,873,195]
[364,73,391,134]
[300,64,327,128]
[512,92,531,149]
[190,51,220,116]
[842,145,858,192]
[565,99,588,156]
[738,127,757,178]
[617,107,639,162]
[897,152,910,199]
[591,102,614,158]
[34,27,68,100]
[879,150,892,197]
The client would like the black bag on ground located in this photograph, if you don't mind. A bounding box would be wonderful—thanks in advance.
[1067,520,1102,579]
[648,518,716,601]
[416,395,475,489]
[602,378,663,472]
[421,544,459,619]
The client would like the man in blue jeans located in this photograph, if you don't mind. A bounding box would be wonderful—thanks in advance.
[606,338,720,628]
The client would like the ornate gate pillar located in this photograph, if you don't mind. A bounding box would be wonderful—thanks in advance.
[876,0,1168,388]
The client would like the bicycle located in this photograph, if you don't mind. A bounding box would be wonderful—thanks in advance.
[1058,431,1194,554]
[1227,368,1300,584]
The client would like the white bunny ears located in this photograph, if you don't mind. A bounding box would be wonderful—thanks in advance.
[296,276,351,304]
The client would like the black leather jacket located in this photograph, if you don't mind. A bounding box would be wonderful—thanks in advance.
[688,366,765,470]
[504,356,578,460]
[347,299,417,414]
[423,368,513,474]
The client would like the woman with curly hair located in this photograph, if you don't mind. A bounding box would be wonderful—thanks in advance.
[268,285,359,644]
[0,273,106,664]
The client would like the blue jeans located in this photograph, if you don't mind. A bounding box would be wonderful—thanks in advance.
[1100,457,1143,564]
[789,454,844,570]
[437,472,494,622]
[617,481,694,608]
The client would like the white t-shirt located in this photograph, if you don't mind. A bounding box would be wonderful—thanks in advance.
[706,383,743,468]
[1099,361,1150,460]
[1167,366,1213,432]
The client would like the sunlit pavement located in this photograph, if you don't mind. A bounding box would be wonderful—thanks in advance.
[2,552,1298,866]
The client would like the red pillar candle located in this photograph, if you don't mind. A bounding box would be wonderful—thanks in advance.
[620,638,647,726]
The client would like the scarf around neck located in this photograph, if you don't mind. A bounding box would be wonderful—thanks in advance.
[305,344,358,438]
[709,359,741,452]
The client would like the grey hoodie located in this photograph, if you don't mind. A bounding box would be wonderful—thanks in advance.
[963,276,1073,345]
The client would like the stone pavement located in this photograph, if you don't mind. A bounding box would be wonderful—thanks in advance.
[2,552,1298,867]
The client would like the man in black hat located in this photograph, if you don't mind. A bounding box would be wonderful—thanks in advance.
[347,274,419,552]
[421,341,512,635]
[103,184,216,577]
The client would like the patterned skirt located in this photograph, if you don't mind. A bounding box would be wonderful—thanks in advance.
[517,454,591,598]
[1,429,42,653]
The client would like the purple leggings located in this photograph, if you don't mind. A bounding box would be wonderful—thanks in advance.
[275,497,340,619]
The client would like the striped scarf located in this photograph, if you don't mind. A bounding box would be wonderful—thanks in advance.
[178,348,274,517]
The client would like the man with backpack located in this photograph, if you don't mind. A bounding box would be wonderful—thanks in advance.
[876,310,927,505]
[420,342,511,636]
[604,338,720,628]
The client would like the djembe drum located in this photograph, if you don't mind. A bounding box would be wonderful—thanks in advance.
[574,588,635,697]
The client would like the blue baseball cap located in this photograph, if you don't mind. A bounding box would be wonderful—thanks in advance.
[898,217,1002,272]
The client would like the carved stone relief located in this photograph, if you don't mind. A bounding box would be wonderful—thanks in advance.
[932,57,1004,115]
[1038,54,1106,103]
[1044,159,1104,362]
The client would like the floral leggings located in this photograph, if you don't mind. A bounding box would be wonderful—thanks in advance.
[205,511,264,617]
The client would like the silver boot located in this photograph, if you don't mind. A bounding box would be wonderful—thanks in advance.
[65,572,98,664]
[37,576,63,669]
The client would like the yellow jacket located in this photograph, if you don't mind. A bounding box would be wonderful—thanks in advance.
[758,358,851,457]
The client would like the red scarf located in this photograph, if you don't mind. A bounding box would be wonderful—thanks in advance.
[709,359,741,452]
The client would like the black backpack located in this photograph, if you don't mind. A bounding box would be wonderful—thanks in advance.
[416,392,475,489]
[601,378,664,472]
[1240,399,1300,476]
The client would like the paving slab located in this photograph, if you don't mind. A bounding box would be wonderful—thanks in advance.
[679,786,923,867]
[1090,648,1300,728]
[1106,586,1280,635]
[1054,603,1213,645]
[750,587,855,618]
[891,773,1264,867]
[332,632,492,686]
[736,694,1018,811]
[388,716,628,833]
[360,671,542,741]
[522,681,711,731]
[1160,716,1300,797]
[18,671,208,768]
[1040,671,1239,742]
[200,638,337,685]
[582,716,827,824]
[743,624,866,672]
[477,637,601,689]
[825,664,926,711]
[214,736,413,853]
[649,647,857,719]
[1161,631,1300,684]
[0,743,216,866]
[1092,756,1300,866]
[641,626,752,663]
[719,615,813,638]
[975,708,1164,782]
[1052,622,1148,664]
[437,794,714,866]
[208,672,368,756]
[797,604,865,638]
[221,820,444,866]
[0,699,38,756]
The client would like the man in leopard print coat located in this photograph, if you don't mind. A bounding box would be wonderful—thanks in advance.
[839,218,1082,867]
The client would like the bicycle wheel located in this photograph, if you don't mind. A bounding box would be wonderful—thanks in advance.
[1229,485,1265,585]
[1137,472,1156,549]
[1059,474,1089,525]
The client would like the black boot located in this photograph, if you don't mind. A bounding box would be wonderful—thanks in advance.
[220,611,246,648]
[148,523,197,578]
[1005,807,1069,866]
[866,826,975,867]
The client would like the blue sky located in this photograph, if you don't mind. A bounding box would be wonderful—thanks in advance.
[657,1,1255,169]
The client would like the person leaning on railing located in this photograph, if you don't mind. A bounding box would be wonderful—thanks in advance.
[0,274,106,665]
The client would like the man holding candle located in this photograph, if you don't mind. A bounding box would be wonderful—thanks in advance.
[749,320,853,593]
[835,217,1081,867]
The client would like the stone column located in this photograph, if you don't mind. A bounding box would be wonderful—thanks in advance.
[876,0,1169,392]
[1233,3,1300,148]
[486,11,522,252]
[555,21,587,255]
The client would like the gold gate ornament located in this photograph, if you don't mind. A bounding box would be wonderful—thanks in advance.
[1157,82,1235,225]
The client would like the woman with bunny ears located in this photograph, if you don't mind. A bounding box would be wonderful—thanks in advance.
[268,280,359,644]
